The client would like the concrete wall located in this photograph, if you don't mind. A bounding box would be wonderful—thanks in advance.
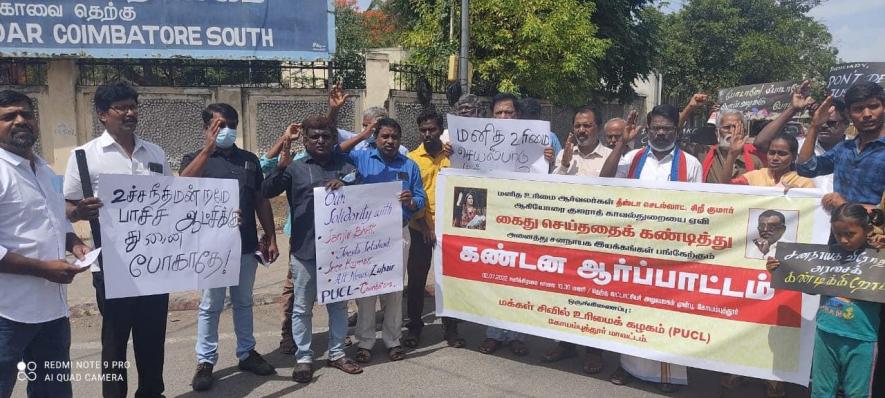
[2,57,660,171]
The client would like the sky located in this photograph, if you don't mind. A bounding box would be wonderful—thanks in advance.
[356,0,883,63]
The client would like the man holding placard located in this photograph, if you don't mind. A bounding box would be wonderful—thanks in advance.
[262,115,364,383]
[179,103,278,391]
[63,82,172,398]
[338,117,426,364]
[0,90,92,398]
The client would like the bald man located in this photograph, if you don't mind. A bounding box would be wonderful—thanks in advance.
[603,118,626,149]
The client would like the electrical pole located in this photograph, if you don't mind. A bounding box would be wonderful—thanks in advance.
[459,0,469,94]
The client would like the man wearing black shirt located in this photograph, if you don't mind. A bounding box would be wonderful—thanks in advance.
[262,115,364,383]
[180,103,278,391]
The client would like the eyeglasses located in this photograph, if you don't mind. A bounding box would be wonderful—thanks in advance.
[109,104,138,114]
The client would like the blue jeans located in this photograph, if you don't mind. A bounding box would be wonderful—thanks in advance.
[290,255,348,364]
[195,254,259,364]
[486,327,523,342]
[0,316,72,398]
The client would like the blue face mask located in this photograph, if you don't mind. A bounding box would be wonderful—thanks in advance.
[216,127,237,148]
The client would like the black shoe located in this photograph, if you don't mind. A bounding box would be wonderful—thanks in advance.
[191,362,214,391]
[279,338,296,355]
[238,350,276,376]
[292,362,313,383]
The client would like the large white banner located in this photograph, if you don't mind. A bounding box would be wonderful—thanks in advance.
[314,182,404,304]
[98,174,242,299]
[446,115,551,173]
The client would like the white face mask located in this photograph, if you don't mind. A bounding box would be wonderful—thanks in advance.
[216,127,237,148]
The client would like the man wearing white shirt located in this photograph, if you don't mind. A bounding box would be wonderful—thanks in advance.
[553,106,613,177]
[63,82,171,398]
[0,90,91,398]
[600,104,699,393]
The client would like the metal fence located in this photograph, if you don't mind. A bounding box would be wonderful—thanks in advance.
[77,58,366,89]
[391,63,449,93]
[0,59,48,86]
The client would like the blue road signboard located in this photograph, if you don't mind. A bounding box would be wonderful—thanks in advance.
[0,0,335,60]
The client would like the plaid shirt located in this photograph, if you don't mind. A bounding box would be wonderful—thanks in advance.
[796,136,885,205]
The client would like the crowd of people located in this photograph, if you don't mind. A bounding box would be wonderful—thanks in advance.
[0,77,883,398]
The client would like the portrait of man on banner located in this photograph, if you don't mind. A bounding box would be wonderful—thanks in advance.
[746,208,799,259]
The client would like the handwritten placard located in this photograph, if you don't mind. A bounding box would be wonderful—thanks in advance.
[446,115,550,173]
[718,80,799,119]
[827,62,885,99]
[98,174,242,299]
[314,182,404,304]
[773,242,885,303]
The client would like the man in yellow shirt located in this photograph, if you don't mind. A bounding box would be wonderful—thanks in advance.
[403,109,464,348]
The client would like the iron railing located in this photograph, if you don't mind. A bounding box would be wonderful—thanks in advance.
[391,63,449,93]
[77,58,366,89]
[0,59,48,86]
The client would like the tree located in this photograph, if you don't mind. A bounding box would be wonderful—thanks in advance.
[659,0,837,104]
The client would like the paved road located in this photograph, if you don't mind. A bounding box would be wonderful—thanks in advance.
[11,296,812,398]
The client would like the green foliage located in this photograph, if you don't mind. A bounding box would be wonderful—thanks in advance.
[402,0,664,107]
[660,0,837,103]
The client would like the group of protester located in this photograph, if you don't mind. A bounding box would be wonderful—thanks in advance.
[0,76,882,398]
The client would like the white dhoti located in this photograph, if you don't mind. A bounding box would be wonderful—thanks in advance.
[620,355,688,385]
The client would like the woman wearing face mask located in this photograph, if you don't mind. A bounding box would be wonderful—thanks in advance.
[721,132,814,189]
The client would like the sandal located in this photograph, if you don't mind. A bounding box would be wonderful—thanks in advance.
[582,351,605,374]
[657,383,680,394]
[444,332,466,348]
[403,330,420,348]
[541,344,577,363]
[388,346,406,361]
[478,338,502,354]
[508,340,529,356]
[720,374,744,390]
[765,380,786,398]
[609,367,633,385]
[355,348,372,364]
[327,357,362,374]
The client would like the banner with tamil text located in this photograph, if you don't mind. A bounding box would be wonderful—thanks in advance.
[98,174,241,299]
[435,169,828,385]
[0,0,334,60]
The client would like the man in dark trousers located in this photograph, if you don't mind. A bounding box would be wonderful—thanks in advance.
[63,81,170,398]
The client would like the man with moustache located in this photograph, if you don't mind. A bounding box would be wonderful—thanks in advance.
[553,106,613,177]
[746,210,788,259]
[0,90,91,398]
[798,81,885,210]
[603,118,626,149]
[262,115,364,383]
[338,117,426,364]
[600,104,699,393]
[543,105,610,374]
[402,109,465,349]
[63,82,171,398]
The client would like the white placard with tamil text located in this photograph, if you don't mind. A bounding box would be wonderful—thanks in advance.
[98,174,242,299]
[314,182,404,304]
[447,114,551,173]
